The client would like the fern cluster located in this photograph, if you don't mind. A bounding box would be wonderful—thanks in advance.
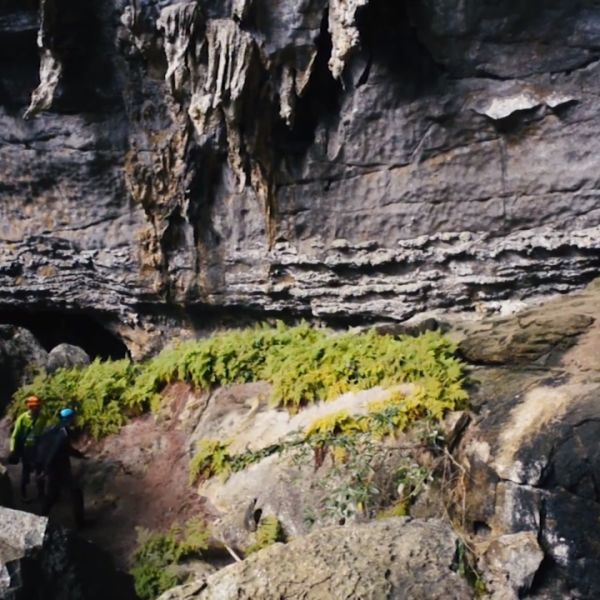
[130,516,210,600]
[304,386,467,446]
[10,359,141,438]
[245,515,285,554]
[125,323,322,412]
[188,439,233,484]
[304,409,368,439]
[9,323,467,440]
[133,325,465,413]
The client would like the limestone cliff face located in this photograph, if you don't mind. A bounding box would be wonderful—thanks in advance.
[2,0,600,354]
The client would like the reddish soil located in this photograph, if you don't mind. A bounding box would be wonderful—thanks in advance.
[2,383,214,570]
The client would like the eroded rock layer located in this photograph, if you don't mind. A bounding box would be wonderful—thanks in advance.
[2,0,600,353]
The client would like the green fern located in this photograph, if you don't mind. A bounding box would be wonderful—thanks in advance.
[245,515,285,554]
[130,516,210,600]
[304,410,367,439]
[189,439,233,484]
[9,323,468,441]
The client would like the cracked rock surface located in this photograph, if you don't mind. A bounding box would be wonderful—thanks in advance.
[2,0,600,352]
[158,518,472,600]
[451,280,600,599]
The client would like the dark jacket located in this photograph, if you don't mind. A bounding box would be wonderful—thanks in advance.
[37,425,84,474]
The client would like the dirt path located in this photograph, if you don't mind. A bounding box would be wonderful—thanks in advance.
[2,384,214,570]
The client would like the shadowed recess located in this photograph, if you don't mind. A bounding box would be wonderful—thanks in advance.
[0,308,129,359]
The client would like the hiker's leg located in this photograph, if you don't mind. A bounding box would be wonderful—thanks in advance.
[71,485,85,528]
[35,468,45,501]
[40,472,60,516]
[20,460,32,499]
[66,472,84,527]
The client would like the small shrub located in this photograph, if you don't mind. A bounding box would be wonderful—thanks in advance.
[130,529,181,600]
[245,515,285,554]
[130,517,210,600]
[189,439,233,484]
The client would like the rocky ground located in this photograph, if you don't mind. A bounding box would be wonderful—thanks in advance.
[2,280,600,598]
[2,1,600,597]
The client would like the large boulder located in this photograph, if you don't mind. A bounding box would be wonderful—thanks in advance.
[158,518,473,600]
[0,325,48,413]
[187,383,417,549]
[46,343,91,374]
[450,283,600,598]
[0,506,137,600]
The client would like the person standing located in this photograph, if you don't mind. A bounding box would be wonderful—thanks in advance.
[38,408,87,527]
[9,395,45,502]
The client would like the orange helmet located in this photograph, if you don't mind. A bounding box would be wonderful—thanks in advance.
[25,395,41,408]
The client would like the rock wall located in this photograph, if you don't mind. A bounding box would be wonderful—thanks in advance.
[2,0,600,354]
[450,280,600,599]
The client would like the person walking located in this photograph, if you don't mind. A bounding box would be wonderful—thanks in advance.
[38,408,87,527]
[9,395,45,502]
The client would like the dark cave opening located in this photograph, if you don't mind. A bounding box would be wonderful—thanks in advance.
[0,309,129,360]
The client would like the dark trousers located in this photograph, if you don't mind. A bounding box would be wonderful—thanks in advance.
[20,448,44,499]
[41,467,85,527]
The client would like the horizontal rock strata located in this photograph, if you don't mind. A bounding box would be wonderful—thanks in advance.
[1,0,600,351]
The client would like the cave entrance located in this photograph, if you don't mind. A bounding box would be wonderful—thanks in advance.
[0,308,129,360]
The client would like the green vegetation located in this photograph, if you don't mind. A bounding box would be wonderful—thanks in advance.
[304,432,435,524]
[245,515,286,554]
[130,517,210,600]
[187,348,468,486]
[10,359,142,438]
[188,439,233,484]
[10,323,467,441]
[454,539,487,596]
[304,409,368,439]
[188,438,287,486]
[376,500,409,519]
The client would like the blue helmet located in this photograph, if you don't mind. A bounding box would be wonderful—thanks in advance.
[59,408,75,421]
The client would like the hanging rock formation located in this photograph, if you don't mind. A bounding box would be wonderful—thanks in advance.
[1,0,600,354]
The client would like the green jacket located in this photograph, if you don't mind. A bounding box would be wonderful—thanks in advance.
[10,411,45,454]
